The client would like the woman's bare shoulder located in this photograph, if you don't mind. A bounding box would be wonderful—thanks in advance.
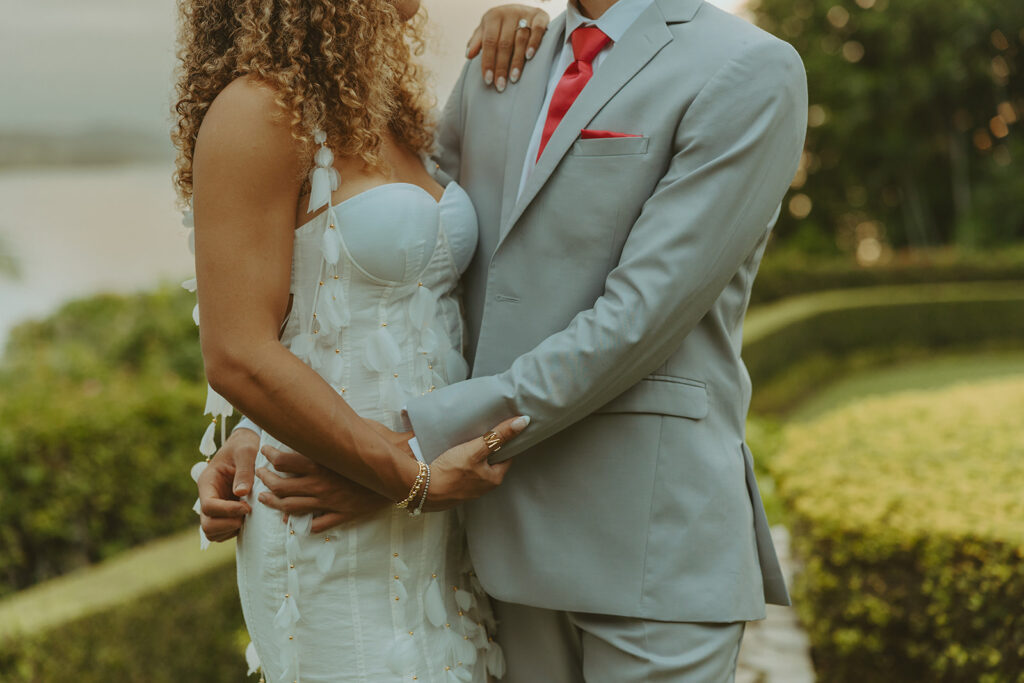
[195,76,303,188]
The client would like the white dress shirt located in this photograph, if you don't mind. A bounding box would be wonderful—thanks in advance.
[517,0,658,199]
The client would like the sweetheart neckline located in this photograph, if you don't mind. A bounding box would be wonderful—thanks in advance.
[293,181,467,287]
[334,180,451,208]
[297,181,453,231]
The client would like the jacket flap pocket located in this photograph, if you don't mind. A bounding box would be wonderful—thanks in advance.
[571,136,650,157]
[594,376,708,420]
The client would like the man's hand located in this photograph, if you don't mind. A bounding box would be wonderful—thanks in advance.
[197,427,258,542]
[257,447,392,533]
[467,4,550,92]
[422,415,531,511]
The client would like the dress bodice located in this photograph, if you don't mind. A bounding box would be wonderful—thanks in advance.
[280,171,478,430]
[187,131,500,683]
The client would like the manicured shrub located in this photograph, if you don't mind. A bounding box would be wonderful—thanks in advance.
[0,369,207,597]
[0,285,209,597]
[0,561,248,682]
[771,378,1024,682]
[751,248,1024,305]
[1,286,203,382]
[742,283,1024,414]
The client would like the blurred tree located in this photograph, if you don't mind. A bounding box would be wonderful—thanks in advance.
[750,0,1023,256]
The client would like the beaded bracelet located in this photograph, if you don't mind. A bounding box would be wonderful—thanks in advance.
[409,462,431,517]
[395,461,428,509]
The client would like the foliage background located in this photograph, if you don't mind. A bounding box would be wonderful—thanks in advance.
[751,0,1023,255]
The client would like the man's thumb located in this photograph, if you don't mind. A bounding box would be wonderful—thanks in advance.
[233,454,256,497]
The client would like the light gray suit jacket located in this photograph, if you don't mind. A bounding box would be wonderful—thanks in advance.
[407,0,808,622]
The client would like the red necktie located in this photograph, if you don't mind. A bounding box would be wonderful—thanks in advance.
[537,25,612,161]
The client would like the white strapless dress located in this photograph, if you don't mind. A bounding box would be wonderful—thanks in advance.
[231,135,502,683]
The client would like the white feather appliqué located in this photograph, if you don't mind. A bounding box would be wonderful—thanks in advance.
[425,576,447,627]
[199,422,217,457]
[244,641,261,675]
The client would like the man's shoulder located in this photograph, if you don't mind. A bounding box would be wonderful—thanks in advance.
[664,3,800,74]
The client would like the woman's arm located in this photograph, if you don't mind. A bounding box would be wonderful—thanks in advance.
[192,76,418,501]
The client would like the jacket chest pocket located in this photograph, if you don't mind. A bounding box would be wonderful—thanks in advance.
[571,136,651,157]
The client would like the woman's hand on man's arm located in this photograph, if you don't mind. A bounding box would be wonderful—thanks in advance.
[253,415,531,530]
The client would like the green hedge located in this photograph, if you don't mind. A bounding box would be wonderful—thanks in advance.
[743,282,1024,414]
[0,286,208,597]
[1,285,203,383]
[751,248,1024,305]
[0,531,245,682]
[771,378,1024,682]
[0,369,207,597]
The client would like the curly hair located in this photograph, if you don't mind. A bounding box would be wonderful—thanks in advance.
[170,0,435,206]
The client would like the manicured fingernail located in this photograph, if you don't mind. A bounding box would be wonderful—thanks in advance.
[496,77,507,92]
[258,493,268,504]
[512,415,531,431]
[234,484,248,495]
[526,47,536,60]
[485,70,494,85]
[510,68,521,83]
[466,46,472,58]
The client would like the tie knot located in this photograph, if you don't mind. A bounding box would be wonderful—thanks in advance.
[570,25,611,64]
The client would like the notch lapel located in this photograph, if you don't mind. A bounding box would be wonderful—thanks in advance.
[498,13,567,229]
[496,2,674,246]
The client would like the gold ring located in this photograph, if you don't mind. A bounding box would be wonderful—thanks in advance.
[517,18,530,30]
[483,431,503,453]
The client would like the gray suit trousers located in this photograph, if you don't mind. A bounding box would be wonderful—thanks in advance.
[494,600,745,683]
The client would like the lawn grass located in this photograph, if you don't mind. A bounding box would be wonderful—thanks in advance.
[0,528,234,640]
[790,351,1024,422]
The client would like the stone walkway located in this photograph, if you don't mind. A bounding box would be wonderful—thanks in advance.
[735,526,817,683]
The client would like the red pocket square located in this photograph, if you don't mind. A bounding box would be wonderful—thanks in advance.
[580,129,642,139]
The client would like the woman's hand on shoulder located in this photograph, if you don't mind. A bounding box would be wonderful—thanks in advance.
[466,4,550,92]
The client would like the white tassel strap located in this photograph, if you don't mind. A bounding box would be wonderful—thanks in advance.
[190,460,208,483]
[245,641,261,676]
[203,384,234,418]
[307,129,336,215]
[198,526,211,551]
[199,420,218,457]
[183,209,196,255]
[321,215,343,265]
[486,639,507,679]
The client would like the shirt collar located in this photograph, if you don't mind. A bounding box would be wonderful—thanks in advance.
[563,0,657,45]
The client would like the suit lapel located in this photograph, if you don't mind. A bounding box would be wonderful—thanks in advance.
[498,13,567,228]
[496,1,675,246]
